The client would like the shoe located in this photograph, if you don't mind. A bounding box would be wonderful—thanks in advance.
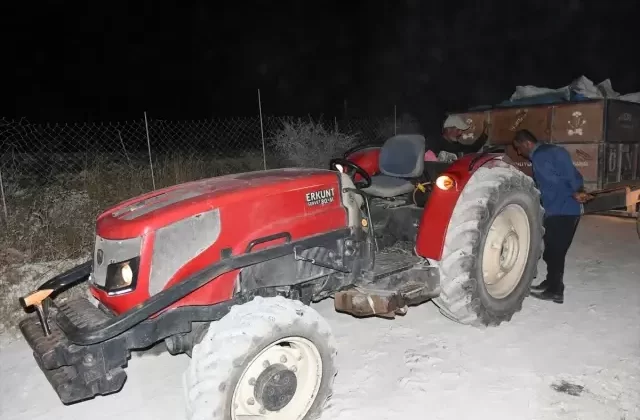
[530,289,564,304]
[530,280,549,292]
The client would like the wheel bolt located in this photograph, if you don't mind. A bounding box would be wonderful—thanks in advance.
[263,360,270,368]
[280,355,287,363]
[247,397,255,405]
[291,366,298,372]
[259,408,266,414]
[249,378,256,386]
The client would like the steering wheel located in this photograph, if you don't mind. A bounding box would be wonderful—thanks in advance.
[329,157,372,189]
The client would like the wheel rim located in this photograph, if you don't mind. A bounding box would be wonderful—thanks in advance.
[231,336,323,420]
[481,203,531,299]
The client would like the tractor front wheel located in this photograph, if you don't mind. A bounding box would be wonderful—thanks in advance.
[433,161,544,327]
[184,296,337,420]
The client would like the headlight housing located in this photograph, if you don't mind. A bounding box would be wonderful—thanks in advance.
[103,257,140,295]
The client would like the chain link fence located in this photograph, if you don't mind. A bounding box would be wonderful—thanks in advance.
[0,114,398,262]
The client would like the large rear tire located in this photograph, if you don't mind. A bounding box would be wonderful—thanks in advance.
[433,161,544,327]
[184,296,337,420]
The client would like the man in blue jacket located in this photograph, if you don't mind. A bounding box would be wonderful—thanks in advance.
[512,129,593,304]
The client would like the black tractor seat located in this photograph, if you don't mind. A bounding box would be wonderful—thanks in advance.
[361,134,426,198]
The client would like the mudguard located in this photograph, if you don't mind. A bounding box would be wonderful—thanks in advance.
[414,154,504,261]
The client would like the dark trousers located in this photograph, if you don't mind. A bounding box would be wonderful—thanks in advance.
[542,215,581,294]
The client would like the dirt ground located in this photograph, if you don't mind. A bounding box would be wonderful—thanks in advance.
[1,215,638,420]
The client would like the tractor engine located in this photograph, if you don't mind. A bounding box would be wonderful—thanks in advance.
[88,168,365,315]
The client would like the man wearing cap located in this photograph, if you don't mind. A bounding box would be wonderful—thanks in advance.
[426,115,489,156]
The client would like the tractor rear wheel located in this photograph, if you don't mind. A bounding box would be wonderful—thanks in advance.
[433,161,544,327]
[183,296,337,420]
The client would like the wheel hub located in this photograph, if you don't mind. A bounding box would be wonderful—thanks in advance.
[254,364,298,412]
[231,336,323,420]
[481,204,531,299]
[499,230,519,272]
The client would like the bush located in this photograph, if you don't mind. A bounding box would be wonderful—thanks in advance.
[270,118,359,168]
[0,152,269,337]
[0,152,267,265]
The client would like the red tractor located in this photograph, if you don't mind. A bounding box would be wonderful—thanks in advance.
[18,134,543,420]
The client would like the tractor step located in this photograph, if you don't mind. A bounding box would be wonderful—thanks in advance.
[370,251,421,279]
[334,251,440,319]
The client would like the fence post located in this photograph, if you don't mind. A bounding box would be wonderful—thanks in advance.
[258,89,267,171]
[144,111,156,190]
[0,167,7,224]
[394,105,397,135]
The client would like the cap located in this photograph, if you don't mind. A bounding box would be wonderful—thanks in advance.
[443,115,470,130]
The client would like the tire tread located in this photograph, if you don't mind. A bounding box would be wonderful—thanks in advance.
[433,162,545,327]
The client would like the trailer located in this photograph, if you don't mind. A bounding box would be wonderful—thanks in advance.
[449,98,640,216]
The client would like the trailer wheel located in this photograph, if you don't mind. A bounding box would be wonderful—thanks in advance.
[183,296,337,420]
[433,161,544,327]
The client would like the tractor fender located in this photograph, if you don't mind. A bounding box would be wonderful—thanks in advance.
[415,154,506,261]
[345,146,381,180]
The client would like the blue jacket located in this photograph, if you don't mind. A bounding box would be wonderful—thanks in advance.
[530,143,584,217]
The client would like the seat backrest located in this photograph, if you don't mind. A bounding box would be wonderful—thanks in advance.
[378,134,426,178]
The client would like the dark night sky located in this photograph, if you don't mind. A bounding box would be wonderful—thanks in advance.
[5,1,640,130]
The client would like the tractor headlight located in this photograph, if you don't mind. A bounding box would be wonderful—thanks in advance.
[104,257,140,294]
[121,263,134,285]
[435,175,456,191]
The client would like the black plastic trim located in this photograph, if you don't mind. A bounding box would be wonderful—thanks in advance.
[245,232,292,253]
[38,260,92,293]
[92,256,140,296]
[55,227,351,346]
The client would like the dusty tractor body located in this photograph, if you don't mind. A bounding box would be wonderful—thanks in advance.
[18,136,545,419]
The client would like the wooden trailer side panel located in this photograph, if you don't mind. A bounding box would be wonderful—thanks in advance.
[450,101,605,189]
[550,101,604,191]
[449,99,640,213]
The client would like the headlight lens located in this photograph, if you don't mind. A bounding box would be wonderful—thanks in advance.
[120,263,133,285]
[104,257,140,294]
[435,175,456,191]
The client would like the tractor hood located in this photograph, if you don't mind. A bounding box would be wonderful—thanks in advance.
[96,168,342,239]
